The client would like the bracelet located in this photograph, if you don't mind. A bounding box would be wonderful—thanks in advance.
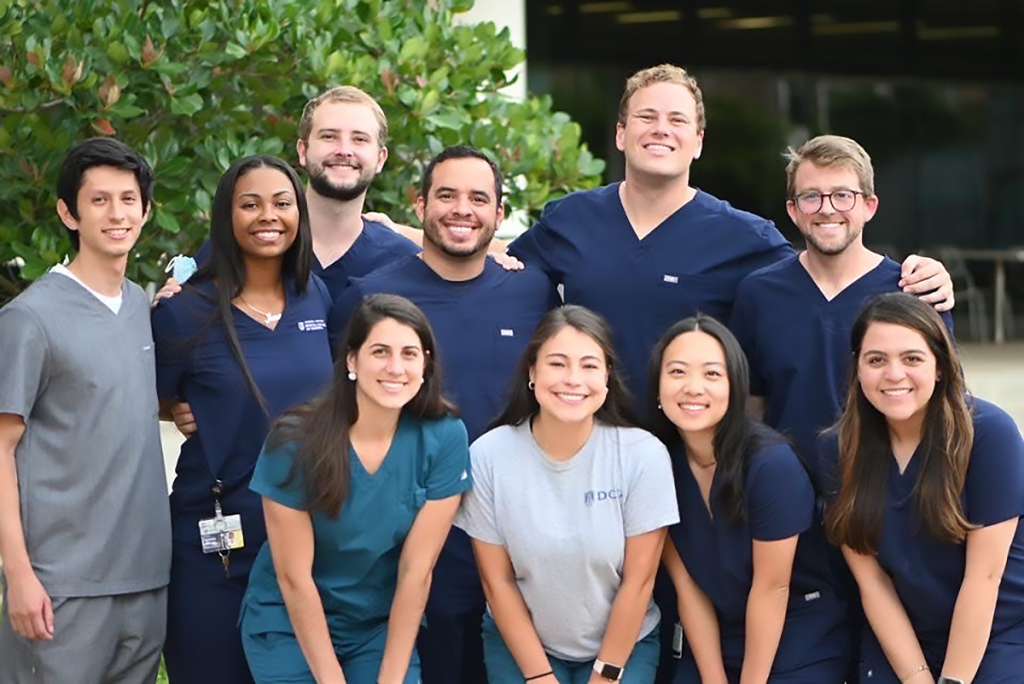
[525,671,554,682]
[899,664,930,682]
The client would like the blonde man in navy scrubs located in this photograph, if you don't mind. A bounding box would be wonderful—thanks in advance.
[729,135,954,479]
[0,139,172,683]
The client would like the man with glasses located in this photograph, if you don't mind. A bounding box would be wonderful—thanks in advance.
[728,135,953,479]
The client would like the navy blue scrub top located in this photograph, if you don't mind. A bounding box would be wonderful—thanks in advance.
[669,440,848,672]
[151,276,334,569]
[729,256,954,476]
[195,219,420,303]
[508,184,793,404]
[241,414,470,652]
[818,399,1024,665]
[328,255,560,441]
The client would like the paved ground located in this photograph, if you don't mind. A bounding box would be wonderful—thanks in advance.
[158,342,1024,488]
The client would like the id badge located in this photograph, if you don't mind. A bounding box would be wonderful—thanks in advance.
[672,622,684,659]
[199,514,245,554]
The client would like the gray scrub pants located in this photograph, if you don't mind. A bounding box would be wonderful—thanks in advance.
[0,586,167,684]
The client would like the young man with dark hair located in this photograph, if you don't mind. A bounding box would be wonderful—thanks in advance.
[0,138,172,684]
[330,146,560,684]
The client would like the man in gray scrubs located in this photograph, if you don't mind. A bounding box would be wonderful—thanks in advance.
[0,138,172,683]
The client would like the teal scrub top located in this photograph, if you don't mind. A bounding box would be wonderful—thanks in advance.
[240,413,471,650]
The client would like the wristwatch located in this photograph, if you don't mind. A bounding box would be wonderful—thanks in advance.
[937,678,965,684]
[592,659,623,681]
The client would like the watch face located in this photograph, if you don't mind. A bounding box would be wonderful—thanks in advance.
[599,663,622,680]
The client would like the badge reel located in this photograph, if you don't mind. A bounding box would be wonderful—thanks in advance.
[199,480,244,576]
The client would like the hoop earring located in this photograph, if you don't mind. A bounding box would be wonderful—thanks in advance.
[528,380,535,390]
[347,371,357,381]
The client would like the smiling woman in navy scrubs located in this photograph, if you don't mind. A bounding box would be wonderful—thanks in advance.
[821,293,1024,684]
[648,314,849,683]
[152,156,333,684]
[240,294,470,684]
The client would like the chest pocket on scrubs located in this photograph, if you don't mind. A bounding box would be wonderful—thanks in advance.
[392,486,427,544]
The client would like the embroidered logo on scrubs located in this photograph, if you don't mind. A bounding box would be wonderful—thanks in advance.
[297,319,327,332]
[500,328,514,337]
[584,489,623,506]
[663,274,680,284]
[460,470,469,480]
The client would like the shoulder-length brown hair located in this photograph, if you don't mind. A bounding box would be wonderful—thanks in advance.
[824,293,974,553]
[489,305,638,430]
[268,294,457,517]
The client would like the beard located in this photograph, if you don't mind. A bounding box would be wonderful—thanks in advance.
[422,215,497,258]
[803,225,861,256]
[307,160,375,202]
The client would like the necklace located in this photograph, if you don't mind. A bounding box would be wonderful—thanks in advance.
[694,458,717,469]
[239,295,282,326]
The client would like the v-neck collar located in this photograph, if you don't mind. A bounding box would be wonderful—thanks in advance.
[794,254,889,305]
[49,269,128,318]
[229,277,300,333]
[613,182,704,245]
[350,412,410,483]
[674,442,718,525]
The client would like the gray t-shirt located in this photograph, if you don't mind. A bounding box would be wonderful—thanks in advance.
[0,273,171,597]
[455,421,679,661]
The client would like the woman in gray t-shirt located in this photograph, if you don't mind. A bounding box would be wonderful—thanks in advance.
[455,305,679,684]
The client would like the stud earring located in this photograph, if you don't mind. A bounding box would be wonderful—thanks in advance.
[528,380,536,390]
[348,371,357,381]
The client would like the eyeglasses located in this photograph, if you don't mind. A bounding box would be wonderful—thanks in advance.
[791,189,864,214]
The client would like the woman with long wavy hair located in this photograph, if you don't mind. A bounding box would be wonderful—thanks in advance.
[455,305,678,684]
[239,293,469,684]
[821,292,1024,684]
[649,314,849,683]
[152,155,331,684]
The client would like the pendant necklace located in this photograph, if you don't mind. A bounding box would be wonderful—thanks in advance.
[239,295,282,326]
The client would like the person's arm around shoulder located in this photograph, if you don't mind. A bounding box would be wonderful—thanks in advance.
[377,417,470,684]
[899,254,955,312]
[843,547,935,684]
[0,413,54,641]
[662,537,728,684]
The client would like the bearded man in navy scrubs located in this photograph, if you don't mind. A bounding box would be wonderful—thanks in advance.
[729,134,954,477]
[330,146,560,684]
[506,65,954,406]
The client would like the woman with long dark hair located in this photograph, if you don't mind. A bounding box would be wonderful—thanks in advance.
[455,305,678,684]
[152,155,332,684]
[649,314,849,683]
[239,293,469,684]
[821,293,1024,684]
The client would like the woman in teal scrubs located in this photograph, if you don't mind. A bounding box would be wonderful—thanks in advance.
[240,293,471,684]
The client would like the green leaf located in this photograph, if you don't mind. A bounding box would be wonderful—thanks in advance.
[107,41,129,63]
[155,209,181,234]
[425,111,465,131]
[109,102,146,118]
[225,43,247,59]
[398,36,428,63]
[169,93,203,116]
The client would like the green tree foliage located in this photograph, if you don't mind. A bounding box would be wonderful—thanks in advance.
[0,0,605,301]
